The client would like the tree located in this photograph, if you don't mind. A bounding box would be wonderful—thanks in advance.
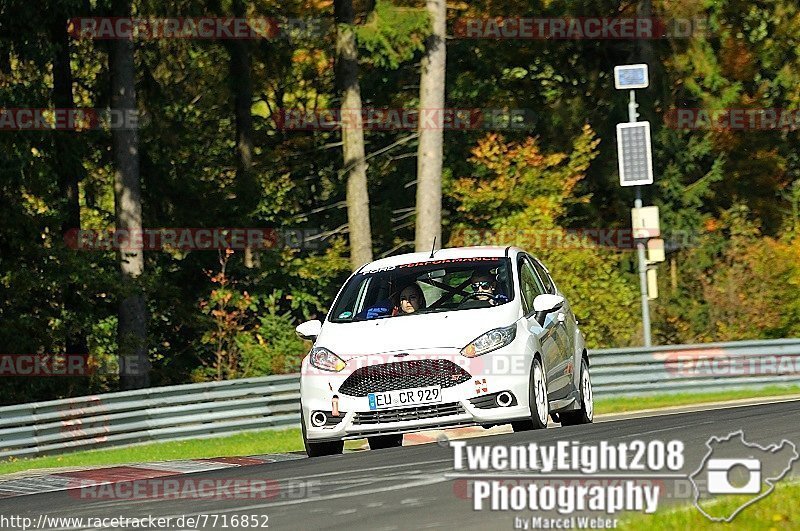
[414,0,445,252]
[110,0,149,389]
[449,128,640,348]
[50,2,88,358]
[335,0,373,270]
[225,0,259,268]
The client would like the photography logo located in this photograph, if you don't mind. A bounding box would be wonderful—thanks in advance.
[689,430,798,522]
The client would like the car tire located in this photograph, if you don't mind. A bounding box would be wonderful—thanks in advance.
[302,410,344,457]
[368,434,404,449]
[512,357,549,432]
[560,359,593,426]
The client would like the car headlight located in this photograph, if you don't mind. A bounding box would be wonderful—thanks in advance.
[461,324,517,358]
[309,347,347,372]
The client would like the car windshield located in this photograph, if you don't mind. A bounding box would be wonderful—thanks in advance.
[329,257,514,323]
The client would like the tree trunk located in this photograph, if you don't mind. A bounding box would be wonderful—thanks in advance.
[111,0,149,389]
[227,0,258,268]
[50,14,88,358]
[335,0,373,270]
[636,0,656,68]
[414,0,446,252]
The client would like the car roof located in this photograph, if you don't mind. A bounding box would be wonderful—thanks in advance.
[359,246,523,271]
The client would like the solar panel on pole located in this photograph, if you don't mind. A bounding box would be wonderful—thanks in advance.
[616,121,654,186]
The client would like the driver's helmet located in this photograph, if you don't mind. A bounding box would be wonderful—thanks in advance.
[469,268,499,294]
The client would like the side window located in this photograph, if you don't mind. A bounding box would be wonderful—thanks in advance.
[531,259,555,294]
[518,258,546,314]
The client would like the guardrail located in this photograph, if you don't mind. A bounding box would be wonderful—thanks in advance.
[1,339,798,459]
[591,338,800,396]
[0,374,300,459]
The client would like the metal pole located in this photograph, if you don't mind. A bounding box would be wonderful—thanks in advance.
[629,90,652,347]
[635,188,652,347]
[628,90,638,122]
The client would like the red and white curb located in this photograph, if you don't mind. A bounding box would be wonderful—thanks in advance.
[351,426,511,449]
[0,454,303,500]
[0,427,496,497]
[404,426,508,445]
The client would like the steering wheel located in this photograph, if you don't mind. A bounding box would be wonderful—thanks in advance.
[457,292,499,308]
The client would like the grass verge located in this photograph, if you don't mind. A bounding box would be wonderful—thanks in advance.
[0,429,304,476]
[621,480,798,529]
[594,385,800,415]
[1,386,798,477]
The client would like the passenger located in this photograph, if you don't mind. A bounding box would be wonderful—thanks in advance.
[357,282,426,320]
[398,283,426,314]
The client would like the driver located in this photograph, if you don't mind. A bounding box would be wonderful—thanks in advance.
[468,270,508,306]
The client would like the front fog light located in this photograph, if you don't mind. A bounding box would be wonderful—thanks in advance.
[311,411,328,427]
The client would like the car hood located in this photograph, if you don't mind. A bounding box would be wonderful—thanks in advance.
[316,305,519,358]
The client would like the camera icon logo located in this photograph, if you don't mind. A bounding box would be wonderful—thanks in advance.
[689,430,798,522]
[706,458,761,494]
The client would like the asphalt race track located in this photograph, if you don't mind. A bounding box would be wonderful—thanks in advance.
[2,400,799,530]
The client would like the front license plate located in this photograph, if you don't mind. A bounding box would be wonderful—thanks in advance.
[368,386,442,410]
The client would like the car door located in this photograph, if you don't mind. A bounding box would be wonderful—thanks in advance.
[517,256,568,398]
[531,257,576,356]
[528,257,575,398]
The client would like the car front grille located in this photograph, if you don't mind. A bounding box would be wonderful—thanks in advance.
[353,402,466,425]
[338,359,472,397]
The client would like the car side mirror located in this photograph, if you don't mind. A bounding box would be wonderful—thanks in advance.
[296,320,322,341]
[533,294,565,325]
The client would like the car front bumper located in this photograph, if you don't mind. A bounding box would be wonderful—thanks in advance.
[300,346,533,441]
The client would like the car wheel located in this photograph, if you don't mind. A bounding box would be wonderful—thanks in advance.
[302,410,344,457]
[560,359,593,426]
[512,358,549,432]
[368,434,404,449]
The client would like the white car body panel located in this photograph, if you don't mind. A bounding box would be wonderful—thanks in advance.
[317,304,520,358]
[299,246,588,442]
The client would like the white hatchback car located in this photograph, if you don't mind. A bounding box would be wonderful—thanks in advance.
[296,246,593,456]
